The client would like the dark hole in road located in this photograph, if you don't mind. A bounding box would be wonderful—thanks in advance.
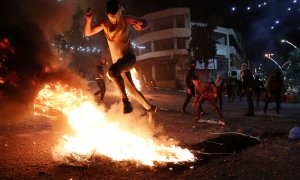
[162,134,260,171]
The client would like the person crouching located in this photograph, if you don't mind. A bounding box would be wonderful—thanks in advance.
[192,76,225,125]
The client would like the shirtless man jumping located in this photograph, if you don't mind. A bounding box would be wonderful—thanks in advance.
[84,0,156,122]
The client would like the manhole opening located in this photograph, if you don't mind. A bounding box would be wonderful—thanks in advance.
[161,134,260,171]
[191,134,260,156]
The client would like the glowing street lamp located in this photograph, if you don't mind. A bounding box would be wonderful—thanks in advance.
[264,53,282,71]
[281,39,298,49]
[264,53,293,80]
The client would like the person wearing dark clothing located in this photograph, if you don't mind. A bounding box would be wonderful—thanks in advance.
[192,76,225,125]
[237,79,244,102]
[84,0,156,122]
[215,74,225,110]
[264,69,284,114]
[181,63,197,113]
[253,75,265,108]
[94,57,107,103]
[240,63,255,116]
[226,80,235,102]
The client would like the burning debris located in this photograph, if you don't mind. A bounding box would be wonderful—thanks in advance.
[34,82,195,167]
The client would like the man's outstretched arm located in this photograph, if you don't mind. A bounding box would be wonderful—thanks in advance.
[84,8,104,37]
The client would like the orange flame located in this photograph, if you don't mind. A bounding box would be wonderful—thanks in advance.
[0,77,4,84]
[34,82,195,166]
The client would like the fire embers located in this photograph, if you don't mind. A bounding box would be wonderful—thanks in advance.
[0,37,16,86]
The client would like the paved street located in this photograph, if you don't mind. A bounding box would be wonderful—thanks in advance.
[0,88,300,179]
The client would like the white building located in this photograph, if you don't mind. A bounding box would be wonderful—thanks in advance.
[133,8,246,89]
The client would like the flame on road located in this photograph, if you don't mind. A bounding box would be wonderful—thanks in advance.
[34,82,195,166]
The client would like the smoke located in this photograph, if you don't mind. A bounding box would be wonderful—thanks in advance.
[0,0,95,122]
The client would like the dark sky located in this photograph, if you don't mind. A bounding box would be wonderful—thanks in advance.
[124,0,300,65]
[1,0,300,66]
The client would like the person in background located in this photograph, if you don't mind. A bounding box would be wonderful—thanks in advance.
[226,79,234,102]
[264,69,284,114]
[253,75,265,108]
[237,79,244,102]
[214,74,225,111]
[84,0,157,122]
[240,63,255,116]
[192,76,225,125]
[94,57,107,103]
[181,62,197,113]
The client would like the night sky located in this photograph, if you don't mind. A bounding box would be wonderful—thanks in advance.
[1,0,300,66]
[125,0,300,66]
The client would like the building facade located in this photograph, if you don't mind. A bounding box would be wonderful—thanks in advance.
[133,8,246,89]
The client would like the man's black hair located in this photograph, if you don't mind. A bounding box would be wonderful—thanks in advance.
[192,76,199,80]
[106,0,120,15]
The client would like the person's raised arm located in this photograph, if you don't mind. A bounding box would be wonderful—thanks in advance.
[84,8,104,37]
[125,15,149,31]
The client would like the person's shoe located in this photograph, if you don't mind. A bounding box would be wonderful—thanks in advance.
[276,109,280,114]
[218,121,225,126]
[122,98,133,114]
[148,105,157,123]
[180,109,186,113]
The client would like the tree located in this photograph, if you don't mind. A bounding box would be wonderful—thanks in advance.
[188,15,221,81]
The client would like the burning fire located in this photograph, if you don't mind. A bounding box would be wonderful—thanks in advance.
[34,82,195,166]
[106,68,141,91]
[130,68,141,91]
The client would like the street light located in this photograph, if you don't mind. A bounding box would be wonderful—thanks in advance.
[281,39,298,49]
[264,53,282,71]
[264,53,293,80]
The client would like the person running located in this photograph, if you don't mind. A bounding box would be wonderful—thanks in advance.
[181,62,197,113]
[215,74,225,111]
[84,0,157,121]
[94,57,107,103]
[192,76,225,125]
[240,63,255,116]
[264,69,284,114]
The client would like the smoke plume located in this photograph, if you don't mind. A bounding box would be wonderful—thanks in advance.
[0,0,92,122]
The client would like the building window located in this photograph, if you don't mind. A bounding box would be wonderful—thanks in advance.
[140,42,151,54]
[176,15,185,28]
[177,37,186,49]
[154,38,174,51]
[153,17,174,31]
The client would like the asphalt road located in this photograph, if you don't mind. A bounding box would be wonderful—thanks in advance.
[1,88,300,179]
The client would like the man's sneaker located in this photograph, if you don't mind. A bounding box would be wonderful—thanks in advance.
[122,98,133,114]
[180,109,186,113]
